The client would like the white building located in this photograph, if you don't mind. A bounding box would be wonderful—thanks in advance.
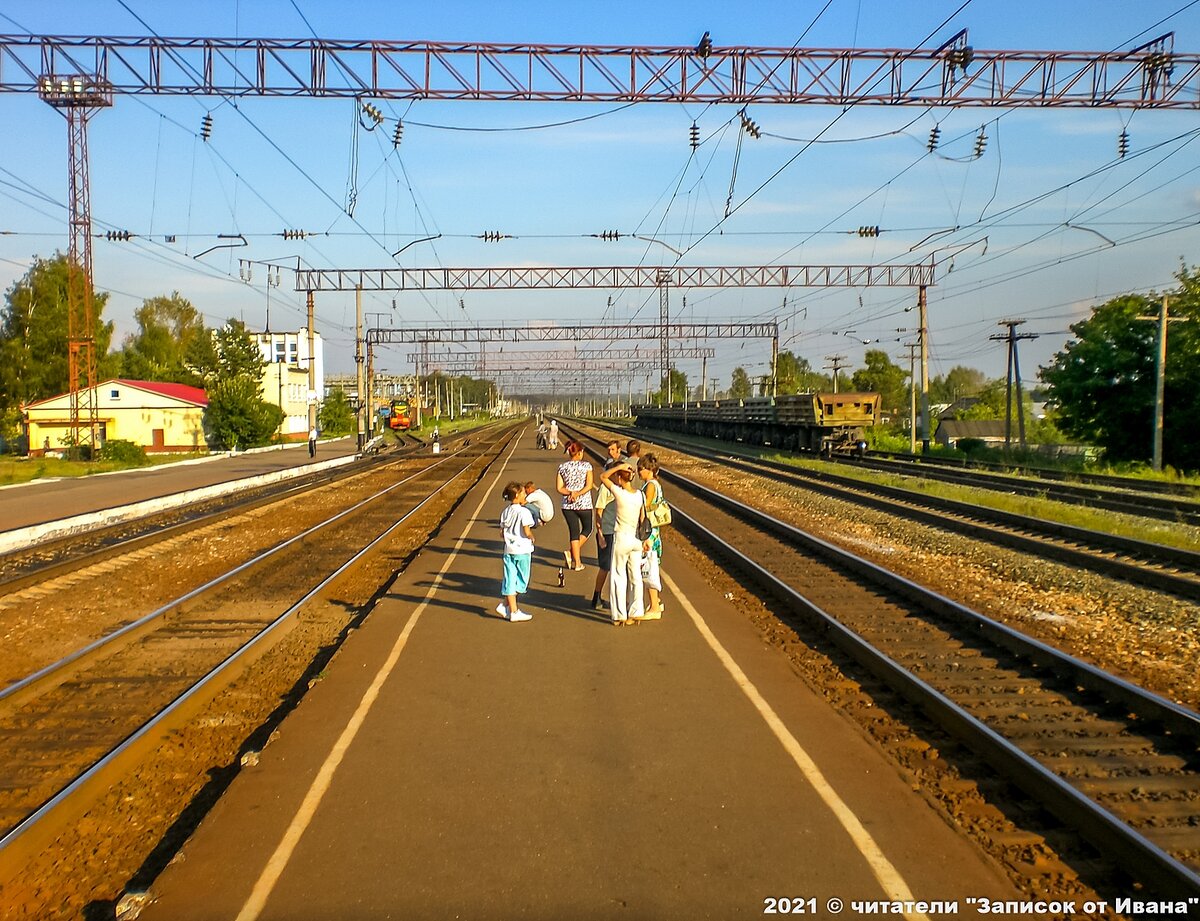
[256,330,324,439]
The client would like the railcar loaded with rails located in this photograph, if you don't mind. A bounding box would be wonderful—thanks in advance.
[635,391,880,455]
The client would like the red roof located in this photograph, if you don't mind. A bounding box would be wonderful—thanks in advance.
[117,379,208,406]
[25,378,208,408]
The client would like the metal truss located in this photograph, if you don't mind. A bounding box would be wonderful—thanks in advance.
[370,321,778,345]
[299,264,934,292]
[407,346,715,365]
[2,34,1195,107]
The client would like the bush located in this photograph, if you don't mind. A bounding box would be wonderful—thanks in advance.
[98,439,150,465]
[955,438,987,455]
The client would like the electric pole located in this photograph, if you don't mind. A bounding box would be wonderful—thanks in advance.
[899,341,919,453]
[1136,295,1187,471]
[989,319,1038,450]
[824,355,849,394]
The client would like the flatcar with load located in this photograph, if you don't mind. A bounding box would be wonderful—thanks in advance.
[634,391,879,455]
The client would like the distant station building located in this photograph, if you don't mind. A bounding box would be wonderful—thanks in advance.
[24,379,208,456]
[256,330,324,441]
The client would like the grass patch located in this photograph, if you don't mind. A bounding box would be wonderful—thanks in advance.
[765,451,1200,553]
[0,452,211,486]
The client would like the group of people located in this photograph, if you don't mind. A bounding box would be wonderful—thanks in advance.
[534,417,559,451]
[496,433,667,627]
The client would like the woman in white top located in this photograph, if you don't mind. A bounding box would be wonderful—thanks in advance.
[598,462,646,625]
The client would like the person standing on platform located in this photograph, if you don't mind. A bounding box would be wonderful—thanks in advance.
[589,442,624,611]
[556,440,595,572]
[497,482,535,623]
[548,419,559,451]
[598,462,646,625]
[625,440,643,476]
[308,425,318,458]
[638,454,666,619]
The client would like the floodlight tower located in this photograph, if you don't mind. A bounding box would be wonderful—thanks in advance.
[38,73,112,453]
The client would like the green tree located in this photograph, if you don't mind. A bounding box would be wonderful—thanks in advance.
[851,349,908,414]
[1041,270,1200,467]
[730,367,752,399]
[651,368,689,404]
[205,376,284,450]
[0,253,115,410]
[116,292,206,384]
[197,320,278,449]
[318,388,355,435]
[774,350,825,395]
[929,365,987,404]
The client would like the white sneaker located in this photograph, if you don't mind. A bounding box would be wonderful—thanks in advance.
[508,610,533,622]
[495,602,509,618]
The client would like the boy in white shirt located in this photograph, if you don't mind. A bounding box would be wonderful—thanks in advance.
[498,481,536,622]
[523,480,555,528]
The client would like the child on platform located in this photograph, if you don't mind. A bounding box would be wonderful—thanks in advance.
[498,482,535,622]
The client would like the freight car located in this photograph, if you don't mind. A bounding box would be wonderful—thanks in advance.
[634,392,879,455]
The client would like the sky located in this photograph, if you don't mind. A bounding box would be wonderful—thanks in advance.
[2,1,1200,395]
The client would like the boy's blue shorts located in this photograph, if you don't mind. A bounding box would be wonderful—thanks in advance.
[502,553,531,596]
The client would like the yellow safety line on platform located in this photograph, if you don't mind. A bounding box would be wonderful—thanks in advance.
[235,438,521,921]
[663,570,929,921]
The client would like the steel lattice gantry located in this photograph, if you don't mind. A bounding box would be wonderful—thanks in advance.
[369,322,778,345]
[301,264,936,292]
[2,33,1196,107]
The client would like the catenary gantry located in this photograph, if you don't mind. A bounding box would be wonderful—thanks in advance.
[2,33,1194,107]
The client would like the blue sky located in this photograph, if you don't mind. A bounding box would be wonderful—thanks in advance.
[2,1,1200,392]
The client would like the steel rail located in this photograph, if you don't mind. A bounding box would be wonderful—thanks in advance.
[601,423,1200,600]
[0,448,463,707]
[838,454,1200,525]
[0,433,514,879]
[863,451,1200,499]
[660,466,1200,897]
[0,444,423,594]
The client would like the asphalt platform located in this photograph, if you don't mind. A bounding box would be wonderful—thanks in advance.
[135,432,1019,920]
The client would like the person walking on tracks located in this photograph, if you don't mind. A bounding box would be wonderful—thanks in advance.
[598,462,647,626]
[497,482,535,622]
[556,440,595,573]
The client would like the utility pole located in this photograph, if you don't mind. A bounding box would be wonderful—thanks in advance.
[355,285,365,454]
[918,285,931,453]
[771,333,779,400]
[990,319,1038,450]
[824,355,849,394]
[1136,295,1187,471]
[900,341,919,453]
[306,290,317,441]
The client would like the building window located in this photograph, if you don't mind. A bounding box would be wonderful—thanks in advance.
[110,389,120,399]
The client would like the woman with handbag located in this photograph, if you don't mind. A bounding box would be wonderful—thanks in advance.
[637,454,668,619]
[598,462,647,626]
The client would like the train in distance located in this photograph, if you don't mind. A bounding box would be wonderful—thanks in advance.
[634,391,879,456]
[385,399,413,431]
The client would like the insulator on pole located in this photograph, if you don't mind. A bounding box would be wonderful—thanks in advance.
[393,120,404,147]
[201,113,213,141]
[927,125,941,152]
[1118,129,1130,158]
[973,126,987,158]
[689,122,700,150]
[282,229,308,240]
[105,229,132,241]
[857,226,880,238]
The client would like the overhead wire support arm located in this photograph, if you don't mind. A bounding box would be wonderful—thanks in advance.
[3,35,1200,107]
[296,263,937,291]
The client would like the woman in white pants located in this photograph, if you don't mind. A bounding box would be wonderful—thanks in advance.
[599,463,646,626]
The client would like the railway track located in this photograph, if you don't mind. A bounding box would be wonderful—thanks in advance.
[0,427,518,881]
[836,453,1200,526]
[866,449,1200,500]
[571,430,1200,895]
[588,423,1200,603]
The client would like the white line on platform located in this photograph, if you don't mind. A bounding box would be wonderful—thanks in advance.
[234,438,520,921]
[663,571,929,920]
